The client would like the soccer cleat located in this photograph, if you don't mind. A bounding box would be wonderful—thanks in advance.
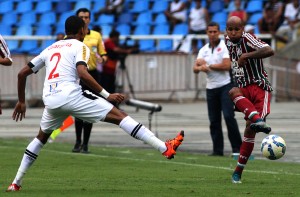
[162,130,184,159]
[232,172,242,184]
[72,143,81,153]
[250,120,271,134]
[6,183,21,192]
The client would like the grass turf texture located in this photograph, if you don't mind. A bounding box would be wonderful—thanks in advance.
[0,138,299,197]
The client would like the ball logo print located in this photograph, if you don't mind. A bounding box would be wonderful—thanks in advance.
[261,135,286,160]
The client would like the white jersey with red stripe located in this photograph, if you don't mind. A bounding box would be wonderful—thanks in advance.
[29,39,90,109]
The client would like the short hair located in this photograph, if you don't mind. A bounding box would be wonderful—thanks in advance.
[76,8,91,18]
[109,30,120,38]
[65,16,85,35]
[207,21,220,30]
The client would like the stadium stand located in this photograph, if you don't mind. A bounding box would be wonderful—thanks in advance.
[0,0,269,54]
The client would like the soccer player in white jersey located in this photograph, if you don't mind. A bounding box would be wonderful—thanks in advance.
[6,16,184,192]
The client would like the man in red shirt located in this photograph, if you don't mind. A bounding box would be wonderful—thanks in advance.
[101,30,133,93]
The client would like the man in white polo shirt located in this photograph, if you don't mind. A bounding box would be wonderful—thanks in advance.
[193,21,242,156]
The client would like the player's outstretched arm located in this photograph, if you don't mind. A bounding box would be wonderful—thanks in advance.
[77,64,125,104]
[12,65,33,122]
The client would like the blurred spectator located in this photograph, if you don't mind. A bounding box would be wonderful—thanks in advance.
[263,0,284,31]
[55,32,64,41]
[95,0,124,18]
[188,0,209,35]
[228,0,248,24]
[275,0,300,43]
[101,30,133,94]
[164,0,187,32]
[258,6,277,45]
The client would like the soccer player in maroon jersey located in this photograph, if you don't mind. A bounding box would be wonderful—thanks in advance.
[0,34,12,115]
[225,16,275,183]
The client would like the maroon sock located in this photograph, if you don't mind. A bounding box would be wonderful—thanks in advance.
[232,95,260,122]
[235,134,256,174]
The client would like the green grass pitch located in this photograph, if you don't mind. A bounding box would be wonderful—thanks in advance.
[0,138,299,197]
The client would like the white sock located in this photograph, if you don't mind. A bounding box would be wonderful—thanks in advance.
[13,138,44,186]
[119,116,167,153]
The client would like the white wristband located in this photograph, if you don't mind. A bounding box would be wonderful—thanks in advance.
[206,63,211,67]
[100,89,110,99]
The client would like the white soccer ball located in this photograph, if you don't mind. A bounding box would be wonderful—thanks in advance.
[261,135,286,160]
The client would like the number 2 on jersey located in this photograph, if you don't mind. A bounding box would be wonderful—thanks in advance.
[48,53,61,80]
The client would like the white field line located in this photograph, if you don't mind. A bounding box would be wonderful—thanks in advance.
[1,145,299,176]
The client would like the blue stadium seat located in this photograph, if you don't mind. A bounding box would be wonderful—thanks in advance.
[35,0,53,14]
[0,1,14,14]
[139,40,155,52]
[73,0,92,11]
[35,25,52,36]
[16,40,39,54]
[96,14,115,25]
[16,25,33,36]
[55,0,72,14]
[151,1,168,14]
[0,25,12,36]
[1,12,18,26]
[116,24,131,36]
[154,13,168,25]
[55,24,65,35]
[158,40,173,52]
[211,12,227,24]
[133,12,152,26]
[15,0,33,14]
[39,12,56,26]
[5,40,19,54]
[92,0,106,13]
[172,23,188,35]
[130,0,149,13]
[18,12,37,26]
[246,0,263,13]
[117,12,133,24]
[57,11,74,26]
[101,25,112,36]
[133,24,151,35]
[248,13,263,25]
[153,24,169,35]
[208,0,224,13]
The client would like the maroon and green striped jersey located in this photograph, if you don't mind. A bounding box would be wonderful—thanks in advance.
[224,32,273,92]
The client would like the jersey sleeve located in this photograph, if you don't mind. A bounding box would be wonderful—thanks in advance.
[76,43,90,65]
[97,34,107,56]
[244,32,269,50]
[196,47,204,59]
[0,35,12,62]
[29,51,46,73]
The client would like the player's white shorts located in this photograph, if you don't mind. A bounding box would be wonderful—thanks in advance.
[40,90,114,134]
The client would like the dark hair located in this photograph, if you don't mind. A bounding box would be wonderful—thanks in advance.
[65,15,85,35]
[207,21,220,30]
[109,30,120,38]
[76,8,91,18]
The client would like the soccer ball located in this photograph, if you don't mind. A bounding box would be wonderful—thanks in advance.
[260,135,286,160]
